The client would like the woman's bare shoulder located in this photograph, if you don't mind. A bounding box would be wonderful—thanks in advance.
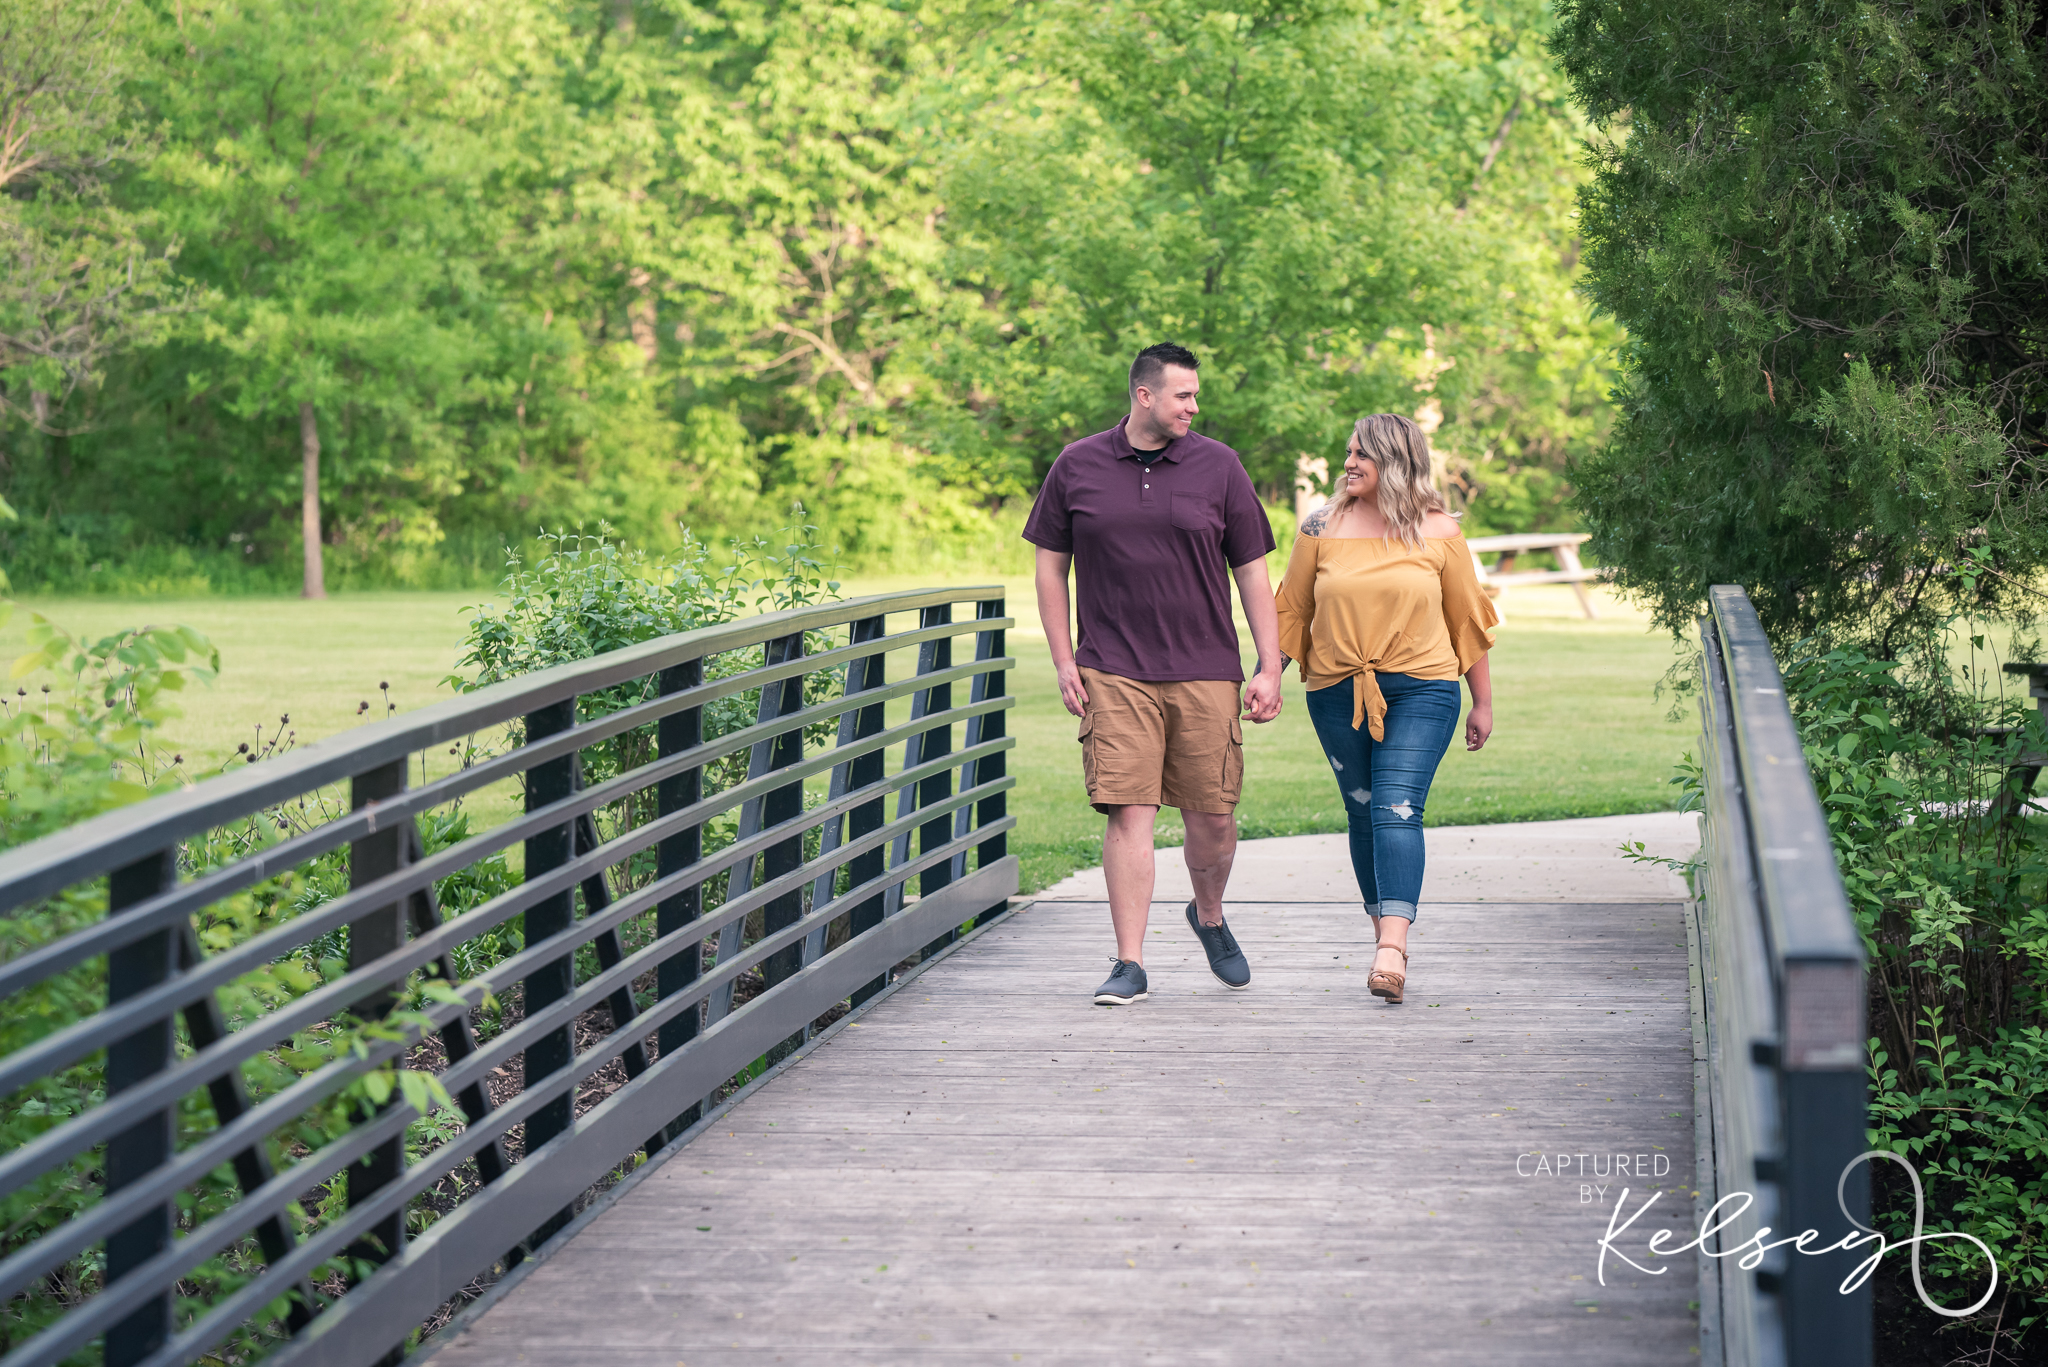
[1298,501,1337,538]
[1422,510,1463,540]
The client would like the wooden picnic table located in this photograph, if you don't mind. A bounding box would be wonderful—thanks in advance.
[1991,662,2048,820]
[1465,531,1607,619]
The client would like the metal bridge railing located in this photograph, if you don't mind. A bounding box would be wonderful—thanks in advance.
[1692,585,1870,1367]
[0,587,1017,1367]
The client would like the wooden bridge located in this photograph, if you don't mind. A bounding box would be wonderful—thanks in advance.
[422,817,1703,1366]
[0,587,1872,1367]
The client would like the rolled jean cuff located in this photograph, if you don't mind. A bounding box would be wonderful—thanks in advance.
[1363,901,1381,918]
[1379,899,1418,923]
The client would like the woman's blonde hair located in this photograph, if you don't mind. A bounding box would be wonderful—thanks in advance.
[1325,412,1457,548]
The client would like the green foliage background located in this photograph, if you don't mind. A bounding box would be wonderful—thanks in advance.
[0,0,1614,592]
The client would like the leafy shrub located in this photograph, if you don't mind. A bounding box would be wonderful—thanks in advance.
[0,611,217,846]
[449,512,844,844]
[1786,642,2048,1341]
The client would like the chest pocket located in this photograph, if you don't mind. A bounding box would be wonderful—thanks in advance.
[1170,490,1222,533]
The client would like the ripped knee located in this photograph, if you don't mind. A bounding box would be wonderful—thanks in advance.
[1374,799,1420,822]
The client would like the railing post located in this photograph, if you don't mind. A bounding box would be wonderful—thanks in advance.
[802,617,889,977]
[102,849,177,1367]
[1782,964,1870,1363]
[957,598,1008,921]
[756,635,809,1063]
[520,697,578,1248]
[702,634,808,1107]
[914,604,956,958]
[839,616,893,1008]
[653,659,703,1147]
[345,757,411,1367]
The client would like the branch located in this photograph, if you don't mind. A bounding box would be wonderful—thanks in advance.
[770,322,881,404]
[1457,92,1521,212]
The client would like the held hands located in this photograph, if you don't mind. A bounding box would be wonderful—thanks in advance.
[1465,702,1493,751]
[1055,660,1089,718]
[1242,667,1284,724]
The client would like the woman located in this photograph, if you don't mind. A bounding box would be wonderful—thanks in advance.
[1274,413,1496,1003]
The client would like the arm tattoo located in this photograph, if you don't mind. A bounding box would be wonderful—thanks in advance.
[1300,504,1331,538]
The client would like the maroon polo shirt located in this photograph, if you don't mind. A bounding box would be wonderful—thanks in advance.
[1022,416,1276,683]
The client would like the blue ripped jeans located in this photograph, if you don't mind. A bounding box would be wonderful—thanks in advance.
[1303,673,1462,922]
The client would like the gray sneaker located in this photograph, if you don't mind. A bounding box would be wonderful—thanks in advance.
[1093,958,1149,1005]
[1186,901,1251,989]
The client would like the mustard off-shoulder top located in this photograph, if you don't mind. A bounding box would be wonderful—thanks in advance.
[1273,531,1499,739]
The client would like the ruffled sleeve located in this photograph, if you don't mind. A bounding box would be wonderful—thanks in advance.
[1273,532,1319,679]
[1439,534,1499,673]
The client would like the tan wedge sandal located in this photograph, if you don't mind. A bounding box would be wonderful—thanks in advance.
[1368,943,1408,1003]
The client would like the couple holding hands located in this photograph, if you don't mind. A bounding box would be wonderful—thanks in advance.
[1025,342,1498,1007]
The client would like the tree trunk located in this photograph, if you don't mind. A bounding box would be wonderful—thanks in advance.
[300,401,326,599]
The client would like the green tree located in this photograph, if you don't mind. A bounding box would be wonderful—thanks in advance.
[1555,0,2048,648]
[0,0,184,434]
[134,0,507,597]
[929,0,1613,521]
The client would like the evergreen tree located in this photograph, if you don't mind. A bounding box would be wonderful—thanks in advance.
[1554,0,2048,647]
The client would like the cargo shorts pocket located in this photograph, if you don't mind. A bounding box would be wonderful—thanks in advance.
[1223,716,1244,804]
[1078,711,1097,790]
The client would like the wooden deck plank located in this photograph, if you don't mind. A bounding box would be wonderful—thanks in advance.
[427,899,1698,1365]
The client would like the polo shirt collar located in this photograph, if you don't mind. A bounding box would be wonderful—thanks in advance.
[1114,413,1185,463]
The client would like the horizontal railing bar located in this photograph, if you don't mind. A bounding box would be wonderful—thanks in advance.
[0,638,1013,995]
[455,778,1017,1024]
[1708,588,1862,964]
[0,588,1005,913]
[0,689,1012,1106]
[3,816,1016,1367]
[0,734,1013,1201]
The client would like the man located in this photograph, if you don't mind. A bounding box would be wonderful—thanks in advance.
[1023,341,1285,1004]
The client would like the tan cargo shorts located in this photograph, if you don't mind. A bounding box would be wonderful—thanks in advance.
[1076,667,1244,815]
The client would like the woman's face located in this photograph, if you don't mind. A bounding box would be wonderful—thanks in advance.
[1342,436,1379,501]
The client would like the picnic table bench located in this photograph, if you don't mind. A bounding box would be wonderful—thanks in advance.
[1466,531,1607,619]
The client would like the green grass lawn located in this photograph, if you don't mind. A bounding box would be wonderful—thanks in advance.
[2,580,1698,894]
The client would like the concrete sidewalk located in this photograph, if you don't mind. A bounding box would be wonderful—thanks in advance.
[1036,810,1700,905]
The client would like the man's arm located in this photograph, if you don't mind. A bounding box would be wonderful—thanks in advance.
[1232,557,1284,723]
[1035,546,1089,717]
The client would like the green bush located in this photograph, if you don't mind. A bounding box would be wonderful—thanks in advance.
[1786,641,2048,1340]
[448,511,847,996]
[449,512,844,806]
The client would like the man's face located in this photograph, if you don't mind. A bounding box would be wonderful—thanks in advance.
[1137,365,1201,438]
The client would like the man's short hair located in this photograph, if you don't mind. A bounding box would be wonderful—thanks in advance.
[1129,341,1199,398]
